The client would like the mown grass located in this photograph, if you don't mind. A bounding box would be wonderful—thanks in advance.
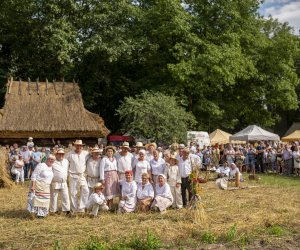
[0,174,299,250]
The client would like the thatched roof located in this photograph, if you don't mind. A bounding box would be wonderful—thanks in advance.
[0,79,109,138]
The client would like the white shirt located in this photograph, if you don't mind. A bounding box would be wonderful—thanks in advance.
[136,182,154,199]
[155,183,173,203]
[120,180,137,205]
[67,150,89,176]
[116,152,133,173]
[133,159,151,183]
[86,192,106,209]
[146,152,154,162]
[86,157,101,178]
[178,157,192,178]
[229,167,241,178]
[31,163,54,184]
[150,158,166,175]
[216,166,230,176]
[52,159,69,182]
[164,163,181,186]
[52,159,69,189]
[99,157,117,181]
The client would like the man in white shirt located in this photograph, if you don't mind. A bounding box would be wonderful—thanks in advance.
[178,147,192,207]
[115,141,133,181]
[50,148,70,214]
[66,140,89,213]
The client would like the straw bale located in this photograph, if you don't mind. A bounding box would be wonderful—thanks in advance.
[0,80,109,138]
[0,148,14,188]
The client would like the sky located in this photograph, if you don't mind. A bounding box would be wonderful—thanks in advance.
[259,0,300,34]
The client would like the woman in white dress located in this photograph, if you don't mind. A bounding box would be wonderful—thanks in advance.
[118,170,137,213]
[151,174,173,213]
[132,149,151,184]
[100,146,120,209]
[293,145,300,176]
[164,155,182,209]
[136,173,154,212]
[29,155,55,217]
[150,150,166,185]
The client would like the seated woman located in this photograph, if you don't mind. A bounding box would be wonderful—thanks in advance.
[151,174,173,213]
[118,170,137,213]
[229,163,242,180]
[86,183,109,217]
[136,173,154,212]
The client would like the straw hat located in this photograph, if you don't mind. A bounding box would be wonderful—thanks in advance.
[91,147,101,153]
[178,144,185,149]
[135,142,145,148]
[169,154,179,163]
[73,139,85,146]
[93,182,104,190]
[146,142,157,150]
[105,145,116,153]
[28,137,33,140]
[56,148,65,154]
[121,141,130,150]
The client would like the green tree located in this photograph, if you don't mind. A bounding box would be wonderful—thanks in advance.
[116,91,197,144]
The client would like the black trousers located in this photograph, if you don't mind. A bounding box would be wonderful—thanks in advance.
[181,177,192,207]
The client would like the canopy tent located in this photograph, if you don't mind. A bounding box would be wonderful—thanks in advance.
[281,130,300,142]
[210,129,231,145]
[209,129,246,145]
[229,125,280,141]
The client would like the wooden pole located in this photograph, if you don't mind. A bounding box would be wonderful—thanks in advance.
[7,77,13,94]
[28,78,31,95]
[53,79,58,95]
[62,78,65,95]
[235,172,240,187]
[18,78,21,95]
[36,78,39,95]
[46,78,48,95]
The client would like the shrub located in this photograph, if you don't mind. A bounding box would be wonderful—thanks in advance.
[201,232,217,244]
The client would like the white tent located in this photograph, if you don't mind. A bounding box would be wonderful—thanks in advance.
[229,125,280,141]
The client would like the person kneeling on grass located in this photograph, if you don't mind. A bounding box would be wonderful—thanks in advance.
[118,170,137,213]
[86,183,109,217]
[151,174,173,214]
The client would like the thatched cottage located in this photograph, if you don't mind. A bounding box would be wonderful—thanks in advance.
[0,79,109,146]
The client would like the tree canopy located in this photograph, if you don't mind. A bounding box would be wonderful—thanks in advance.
[0,0,299,135]
[116,91,197,144]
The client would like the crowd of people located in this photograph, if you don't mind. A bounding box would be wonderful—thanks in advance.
[3,137,300,218]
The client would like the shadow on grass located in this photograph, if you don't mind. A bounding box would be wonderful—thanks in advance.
[0,209,31,219]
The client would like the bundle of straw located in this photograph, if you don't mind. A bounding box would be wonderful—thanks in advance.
[0,148,14,188]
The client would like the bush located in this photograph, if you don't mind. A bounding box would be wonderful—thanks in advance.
[201,232,217,244]
[127,230,161,250]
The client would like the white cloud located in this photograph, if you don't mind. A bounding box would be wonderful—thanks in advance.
[262,1,300,33]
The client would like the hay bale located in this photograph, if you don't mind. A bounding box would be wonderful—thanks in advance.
[0,148,14,188]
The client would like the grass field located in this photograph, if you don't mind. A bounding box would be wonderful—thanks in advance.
[0,174,299,250]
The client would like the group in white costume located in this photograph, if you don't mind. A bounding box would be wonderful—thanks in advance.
[50,148,70,213]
